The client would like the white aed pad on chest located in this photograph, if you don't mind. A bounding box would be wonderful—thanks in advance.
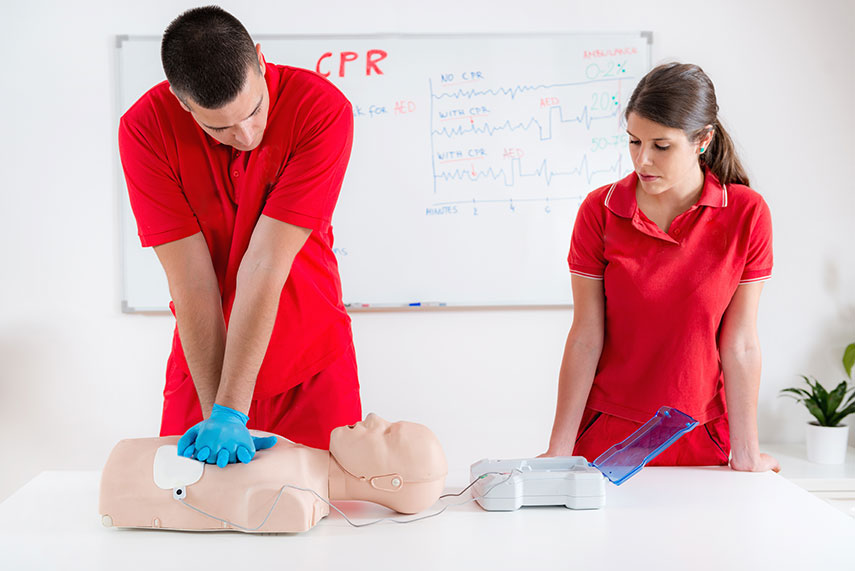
[470,457,606,511]
[153,445,204,490]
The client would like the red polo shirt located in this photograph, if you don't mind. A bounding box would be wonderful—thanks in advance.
[568,169,772,424]
[119,63,354,400]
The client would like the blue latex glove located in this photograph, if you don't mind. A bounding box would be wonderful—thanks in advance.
[176,404,277,468]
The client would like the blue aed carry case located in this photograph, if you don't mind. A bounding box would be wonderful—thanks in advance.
[471,406,699,511]
[591,406,698,485]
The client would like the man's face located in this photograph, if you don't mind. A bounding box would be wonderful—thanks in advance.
[177,50,270,151]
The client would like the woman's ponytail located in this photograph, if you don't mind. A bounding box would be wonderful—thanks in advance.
[702,119,749,186]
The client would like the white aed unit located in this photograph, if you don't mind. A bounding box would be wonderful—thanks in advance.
[470,457,605,511]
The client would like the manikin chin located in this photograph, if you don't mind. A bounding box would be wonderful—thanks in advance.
[99,413,448,533]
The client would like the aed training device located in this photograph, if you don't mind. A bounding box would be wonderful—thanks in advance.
[471,406,698,511]
[471,457,606,510]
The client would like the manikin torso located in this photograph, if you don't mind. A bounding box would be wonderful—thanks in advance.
[99,414,448,533]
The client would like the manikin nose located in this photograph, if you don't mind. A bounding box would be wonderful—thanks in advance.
[363,413,388,430]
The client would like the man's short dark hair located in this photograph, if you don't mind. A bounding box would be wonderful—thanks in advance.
[161,6,259,109]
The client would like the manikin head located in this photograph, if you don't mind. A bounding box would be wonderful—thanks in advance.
[329,413,448,514]
[161,6,270,151]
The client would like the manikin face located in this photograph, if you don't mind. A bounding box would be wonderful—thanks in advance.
[626,112,711,198]
[329,413,447,481]
[172,45,270,152]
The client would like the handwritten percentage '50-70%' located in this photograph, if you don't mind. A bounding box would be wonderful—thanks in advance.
[591,134,629,152]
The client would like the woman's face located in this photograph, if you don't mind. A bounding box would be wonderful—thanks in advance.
[626,112,706,197]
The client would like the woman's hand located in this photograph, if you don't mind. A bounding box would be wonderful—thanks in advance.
[730,451,780,473]
[537,448,571,458]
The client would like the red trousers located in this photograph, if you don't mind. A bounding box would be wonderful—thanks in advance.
[572,407,730,466]
[159,343,362,450]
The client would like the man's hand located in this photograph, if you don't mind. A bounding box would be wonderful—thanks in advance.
[176,404,277,468]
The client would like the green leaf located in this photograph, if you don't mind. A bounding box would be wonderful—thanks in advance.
[812,377,830,404]
[827,381,847,416]
[830,392,855,425]
[804,399,828,425]
[800,375,820,395]
[844,343,855,379]
[797,376,818,397]
[779,388,811,400]
[828,401,855,426]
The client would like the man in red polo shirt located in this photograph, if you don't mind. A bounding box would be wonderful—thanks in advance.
[118,6,361,467]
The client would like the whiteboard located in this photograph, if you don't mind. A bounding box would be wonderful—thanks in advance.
[116,33,651,311]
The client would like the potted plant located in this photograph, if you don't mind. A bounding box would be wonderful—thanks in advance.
[780,342,855,464]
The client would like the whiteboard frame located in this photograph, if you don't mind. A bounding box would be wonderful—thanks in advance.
[115,31,652,313]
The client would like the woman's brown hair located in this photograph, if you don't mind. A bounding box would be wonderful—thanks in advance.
[625,63,749,186]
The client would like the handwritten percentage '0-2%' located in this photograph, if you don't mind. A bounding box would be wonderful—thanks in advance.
[585,61,627,80]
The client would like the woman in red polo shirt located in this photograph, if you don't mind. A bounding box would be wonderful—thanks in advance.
[543,63,779,471]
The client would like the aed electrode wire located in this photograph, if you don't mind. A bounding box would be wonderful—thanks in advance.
[439,474,488,499]
[177,470,519,531]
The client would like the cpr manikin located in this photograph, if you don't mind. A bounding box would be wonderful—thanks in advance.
[99,414,448,533]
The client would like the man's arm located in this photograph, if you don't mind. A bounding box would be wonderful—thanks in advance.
[154,232,225,418]
[161,216,309,467]
[215,214,311,413]
[720,282,779,472]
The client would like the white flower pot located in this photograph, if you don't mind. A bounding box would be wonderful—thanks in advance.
[805,422,850,464]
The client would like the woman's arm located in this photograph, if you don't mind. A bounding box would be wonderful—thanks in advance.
[720,282,779,472]
[543,275,606,456]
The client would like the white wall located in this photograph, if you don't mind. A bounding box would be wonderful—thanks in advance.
[1,0,853,501]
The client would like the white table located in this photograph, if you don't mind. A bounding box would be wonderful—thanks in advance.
[763,443,855,518]
[1,468,853,570]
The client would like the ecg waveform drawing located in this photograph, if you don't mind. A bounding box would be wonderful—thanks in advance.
[428,74,635,204]
[431,103,621,140]
[434,153,623,189]
[431,76,632,101]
